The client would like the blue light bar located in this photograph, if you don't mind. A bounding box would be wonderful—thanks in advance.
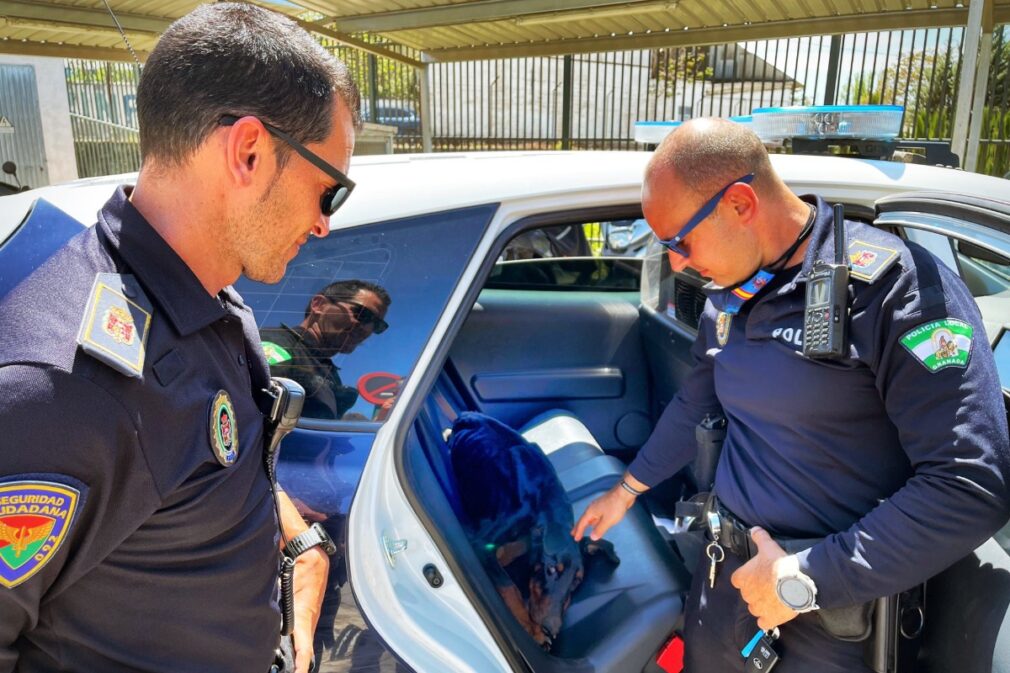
[634,115,753,145]
[634,120,681,144]
[751,105,903,141]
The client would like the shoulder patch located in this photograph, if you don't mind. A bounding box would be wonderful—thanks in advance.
[262,341,292,365]
[76,273,153,379]
[899,318,974,372]
[0,478,82,589]
[848,240,899,283]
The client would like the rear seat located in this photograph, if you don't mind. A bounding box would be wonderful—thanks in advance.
[417,369,689,671]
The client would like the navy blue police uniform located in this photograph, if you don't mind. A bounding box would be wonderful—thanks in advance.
[629,196,1010,672]
[0,187,281,672]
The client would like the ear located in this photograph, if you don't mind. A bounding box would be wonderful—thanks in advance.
[222,116,275,189]
[723,181,759,224]
[307,294,330,318]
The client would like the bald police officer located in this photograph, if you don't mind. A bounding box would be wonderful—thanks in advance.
[0,5,360,672]
[573,118,1010,672]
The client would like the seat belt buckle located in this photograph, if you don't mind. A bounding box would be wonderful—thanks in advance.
[656,633,685,673]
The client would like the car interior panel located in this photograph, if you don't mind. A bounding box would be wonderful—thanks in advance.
[448,288,652,453]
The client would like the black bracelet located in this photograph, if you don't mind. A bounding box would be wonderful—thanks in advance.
[619,479,645,497]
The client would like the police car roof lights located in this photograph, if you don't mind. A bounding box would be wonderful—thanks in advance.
[633,120,681,145]
[634,115,753,145]
[751,105,904,141]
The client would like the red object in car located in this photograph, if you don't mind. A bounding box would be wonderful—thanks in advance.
[656,634,685,673]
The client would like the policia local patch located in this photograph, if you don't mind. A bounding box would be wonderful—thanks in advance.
[900,319,974,373]
[0,480,81,589]
[209,390,239,466]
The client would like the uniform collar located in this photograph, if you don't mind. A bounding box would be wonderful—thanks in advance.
[798,195,843,277]
[96,185,228,336]
[766,195,836,298]
[280,323,341,369]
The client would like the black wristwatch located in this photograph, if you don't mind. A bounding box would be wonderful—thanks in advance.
[283,522,337,558]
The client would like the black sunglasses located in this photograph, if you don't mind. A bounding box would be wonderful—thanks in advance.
[219,115,355,216]
[330,298,388,334]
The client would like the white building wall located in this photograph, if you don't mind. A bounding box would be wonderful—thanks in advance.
[0,55,77,185]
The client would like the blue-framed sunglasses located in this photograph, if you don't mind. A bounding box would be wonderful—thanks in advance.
[657,173,755,257]
[219,114,355,216]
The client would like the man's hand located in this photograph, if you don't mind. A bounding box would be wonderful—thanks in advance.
[571,477,640,541]
[277,491,330,673]
[730,527,798,631]
[292,548,329,673]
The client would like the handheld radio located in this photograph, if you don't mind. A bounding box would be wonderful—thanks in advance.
[802,204,850,359]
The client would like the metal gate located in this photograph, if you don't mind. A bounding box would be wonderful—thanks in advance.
[64,24,1010,178]
[0,63,49,189]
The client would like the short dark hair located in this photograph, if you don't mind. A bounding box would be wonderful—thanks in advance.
[137,3,361,167]
[307,280,392,318]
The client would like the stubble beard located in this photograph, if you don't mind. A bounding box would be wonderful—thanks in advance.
[232,180,291,285]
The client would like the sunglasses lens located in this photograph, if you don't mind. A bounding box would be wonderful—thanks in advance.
[351,304,388,333]
[322,186,352,216]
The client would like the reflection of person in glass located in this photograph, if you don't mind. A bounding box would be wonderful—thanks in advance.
[260,279,390,419]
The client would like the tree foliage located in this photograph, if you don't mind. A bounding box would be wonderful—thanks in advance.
[650,47,714,93]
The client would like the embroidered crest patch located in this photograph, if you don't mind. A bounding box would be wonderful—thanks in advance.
[900,319,974,372]
[0,481,80,589]
[847,240,899,283]
[209,390,239,466]
[715,312,732,346]
[261,341,292,365]
[77,273,153,378]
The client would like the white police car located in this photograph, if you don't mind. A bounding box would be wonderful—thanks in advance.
[2,140,1010,673]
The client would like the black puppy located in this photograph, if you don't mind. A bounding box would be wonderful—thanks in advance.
[449,412,619,649]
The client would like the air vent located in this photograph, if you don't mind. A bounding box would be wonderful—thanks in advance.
[673,277,707,329]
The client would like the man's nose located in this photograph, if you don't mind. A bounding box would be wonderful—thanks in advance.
[667,249,690,273]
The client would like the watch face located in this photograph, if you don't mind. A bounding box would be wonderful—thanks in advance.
[778,577,813,609]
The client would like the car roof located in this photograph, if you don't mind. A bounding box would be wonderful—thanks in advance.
[2,151,1008,244]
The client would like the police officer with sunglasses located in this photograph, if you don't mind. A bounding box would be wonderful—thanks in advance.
[0,5,361,673]
[261,280,391,421]
[574,118,1010,672]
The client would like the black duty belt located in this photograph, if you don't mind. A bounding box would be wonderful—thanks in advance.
[709,497,822,559]
[712,499,759,559]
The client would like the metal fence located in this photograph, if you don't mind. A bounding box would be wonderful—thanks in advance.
[65,24,1010,179]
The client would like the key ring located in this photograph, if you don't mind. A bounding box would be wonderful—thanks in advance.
[705,541,725,562]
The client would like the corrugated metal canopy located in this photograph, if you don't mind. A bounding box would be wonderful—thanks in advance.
[2,0,1009,65]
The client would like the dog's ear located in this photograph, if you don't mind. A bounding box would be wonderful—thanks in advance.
[580,537,620,566]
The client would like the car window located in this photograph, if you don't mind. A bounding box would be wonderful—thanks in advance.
[902,228,1010,298]
[489,219,646,292]
[235,205,495,423]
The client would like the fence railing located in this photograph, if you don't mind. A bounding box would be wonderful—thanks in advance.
[65,24,1010,179]
[69,114,140,178]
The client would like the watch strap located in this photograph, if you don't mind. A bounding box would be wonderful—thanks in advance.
[284,522,336,558]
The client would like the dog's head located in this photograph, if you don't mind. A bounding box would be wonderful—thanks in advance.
[527,524,584,648]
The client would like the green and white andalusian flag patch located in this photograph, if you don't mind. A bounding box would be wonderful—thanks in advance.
[261,341,292,365]
[899,318,973,373]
